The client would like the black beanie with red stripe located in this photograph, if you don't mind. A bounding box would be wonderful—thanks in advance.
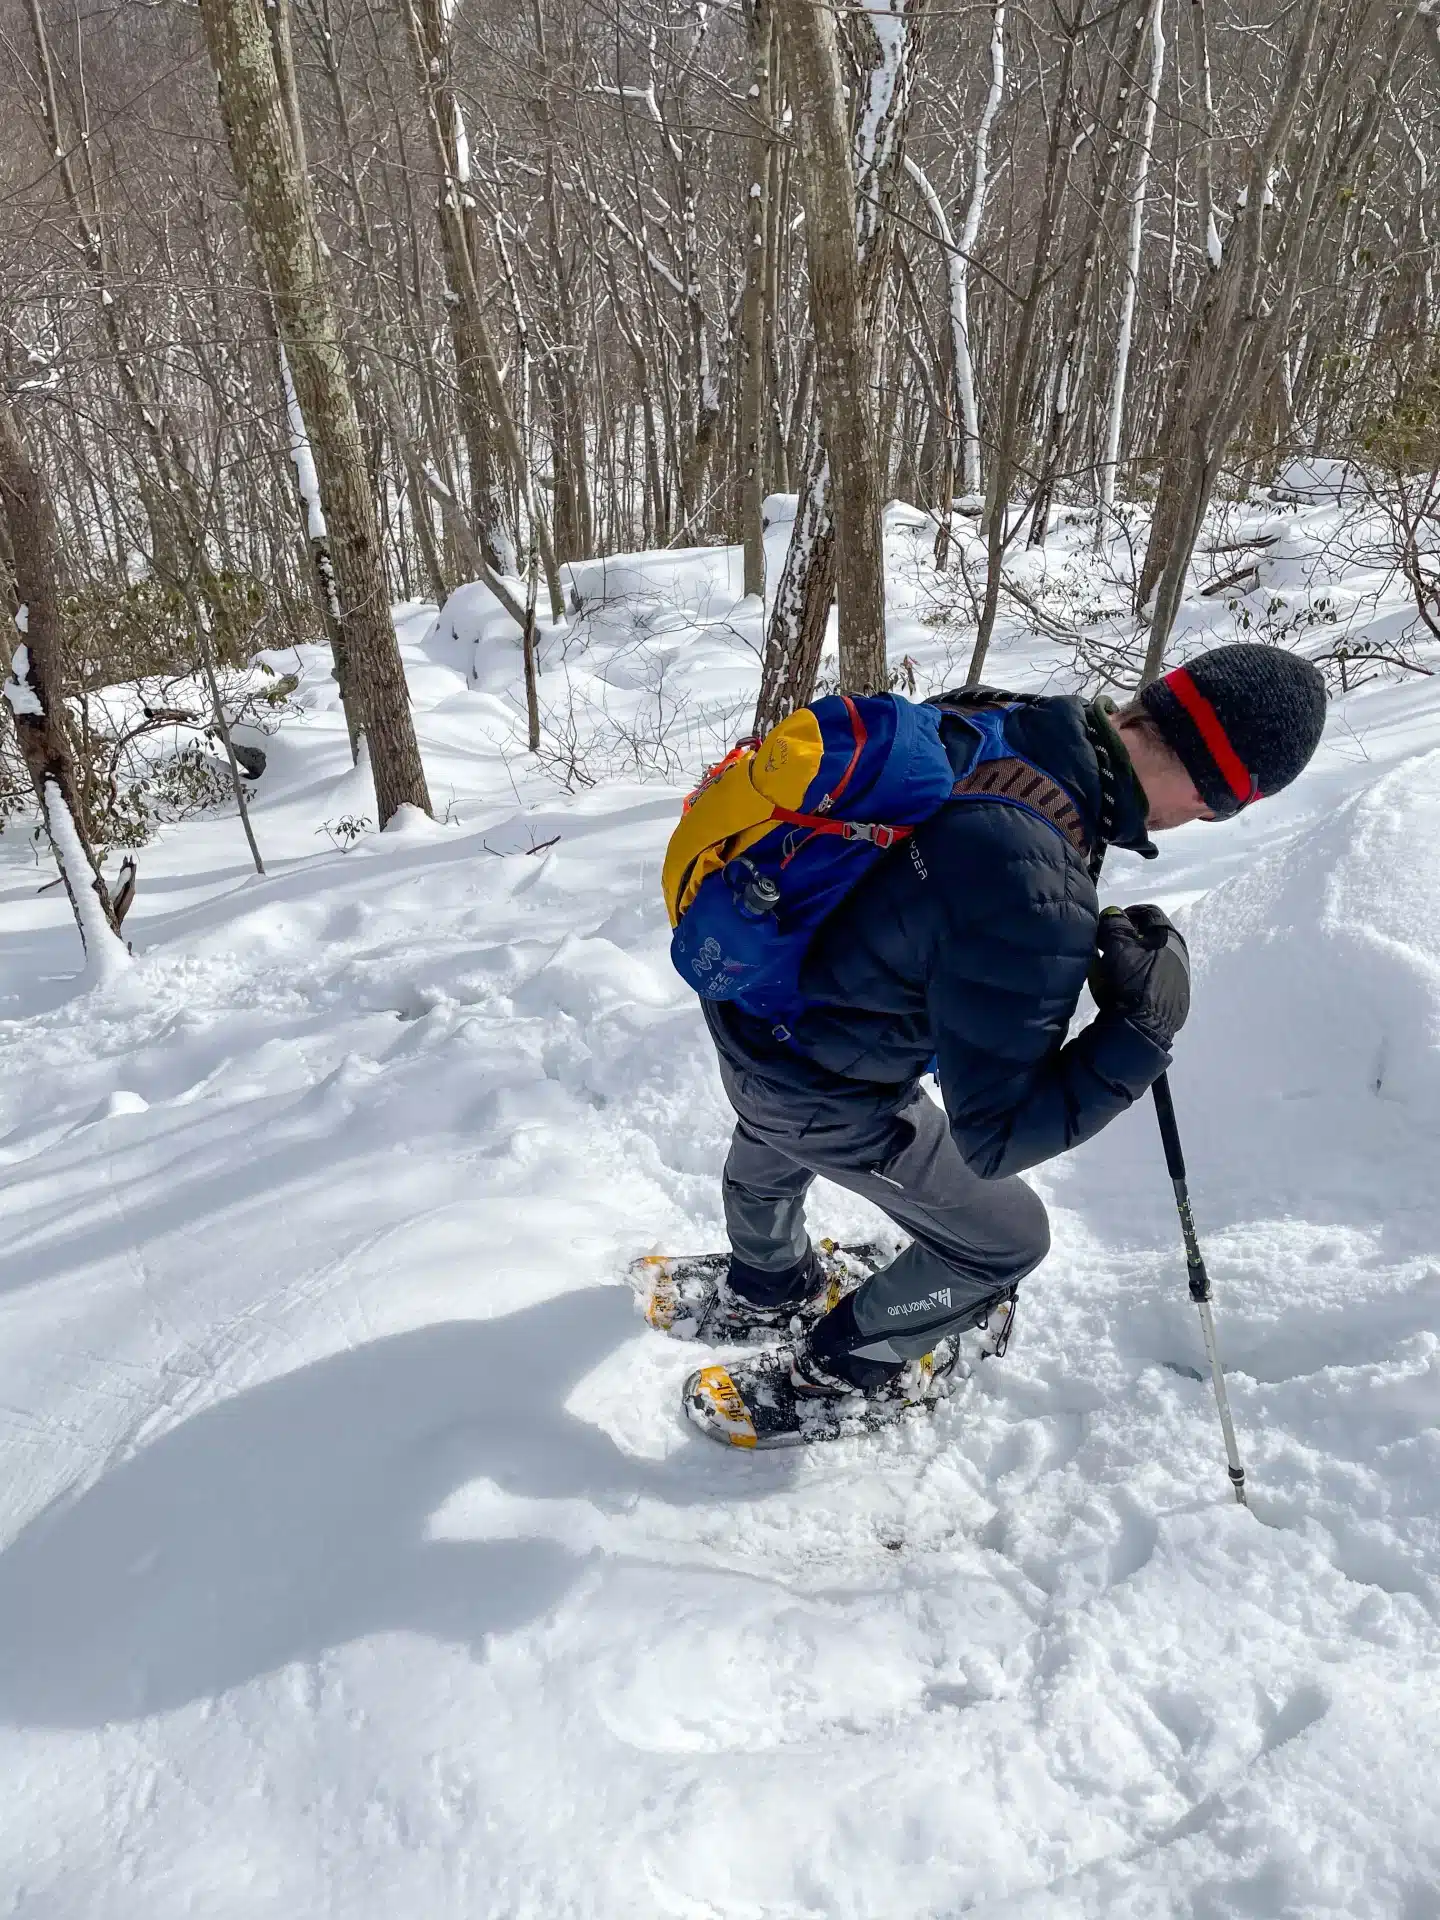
[1139,645,1327,817]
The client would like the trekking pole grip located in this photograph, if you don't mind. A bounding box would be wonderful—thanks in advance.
[1153,1074,1207,1303]
[1151,1071,1186,1183]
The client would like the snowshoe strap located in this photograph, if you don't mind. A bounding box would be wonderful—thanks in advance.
[951,756,1087,856]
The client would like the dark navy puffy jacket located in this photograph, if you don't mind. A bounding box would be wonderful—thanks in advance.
[708,696,1170,1179]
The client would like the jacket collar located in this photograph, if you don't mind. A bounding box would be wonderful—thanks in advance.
[1084,699,1159,860]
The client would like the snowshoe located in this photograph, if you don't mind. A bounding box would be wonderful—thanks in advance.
[682,1339,960,1450]
[632,1239,885,1344]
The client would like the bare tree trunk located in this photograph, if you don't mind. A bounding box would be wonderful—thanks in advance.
[753,433,838,734]
[1138,0,1413,679]
[0,399,128,973]
[275,331,356,751]
[775,0,886,690]
[23,0,231,635]
[902,156,961,563]
[739,0,774,599]
[185,583,266,876]
[764,135,790,492]
[1028,0,1150,548]
[387,0,511,575]
[1189,0,1218,269]
[1137,0,1332,638]
[307,5,450,609]
[1097,0,1165,532]
[199,0,432,825]
[965,13,1080,686]
[402,0,566,619]
[763,0,921,707]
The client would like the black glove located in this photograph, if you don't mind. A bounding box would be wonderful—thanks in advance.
[1088,904,1190,1049]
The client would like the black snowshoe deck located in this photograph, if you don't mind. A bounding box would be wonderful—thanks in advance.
[682,1342,960,1449]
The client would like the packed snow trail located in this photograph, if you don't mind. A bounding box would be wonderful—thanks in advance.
[3,512,1440,1916]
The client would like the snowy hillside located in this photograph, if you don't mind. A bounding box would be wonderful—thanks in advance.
[4,503,1440,1917]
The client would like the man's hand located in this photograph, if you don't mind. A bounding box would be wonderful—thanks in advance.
[1088,904,1190,1049]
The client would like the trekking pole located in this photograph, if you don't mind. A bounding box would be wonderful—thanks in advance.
[1151,1073,1249,1508]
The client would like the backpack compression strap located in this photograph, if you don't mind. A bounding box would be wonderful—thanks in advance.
[767,807,910,849]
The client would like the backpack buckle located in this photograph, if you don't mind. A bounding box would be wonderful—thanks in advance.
[841,821,904,849]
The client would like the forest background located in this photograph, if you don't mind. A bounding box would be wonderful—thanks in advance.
[0,0,1436,959]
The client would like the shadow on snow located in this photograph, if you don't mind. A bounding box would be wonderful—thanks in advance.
[0,1287,753,1727]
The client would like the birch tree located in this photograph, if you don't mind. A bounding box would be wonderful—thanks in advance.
[905,0,1003,518]
[0,400,129,977]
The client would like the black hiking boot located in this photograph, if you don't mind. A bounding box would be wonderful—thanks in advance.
[634,1239,885,1344]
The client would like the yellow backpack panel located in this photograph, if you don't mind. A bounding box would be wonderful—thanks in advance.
[661,708,827,927]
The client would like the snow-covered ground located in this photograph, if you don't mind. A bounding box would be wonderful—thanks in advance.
[3,500,1440,1917]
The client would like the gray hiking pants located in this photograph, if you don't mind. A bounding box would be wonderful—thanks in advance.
[711,1025,1049,1364]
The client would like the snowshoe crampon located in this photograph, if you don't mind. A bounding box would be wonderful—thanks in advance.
[682,1340,959,1449]
[632,1239,885,1344]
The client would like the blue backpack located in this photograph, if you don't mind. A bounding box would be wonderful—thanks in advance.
[662,692,1087,1025]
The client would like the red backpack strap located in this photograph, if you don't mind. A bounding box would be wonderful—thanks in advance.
[768,806,911,850]
[952,757,1088,856]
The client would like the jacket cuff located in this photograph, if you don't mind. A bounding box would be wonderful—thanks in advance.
[1091,1010,1172,1089]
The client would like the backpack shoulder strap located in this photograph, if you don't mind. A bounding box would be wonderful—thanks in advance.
[936,701,1088,858]
[952,755,1088,857]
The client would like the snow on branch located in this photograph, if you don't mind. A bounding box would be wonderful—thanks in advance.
[580,185,689,299]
